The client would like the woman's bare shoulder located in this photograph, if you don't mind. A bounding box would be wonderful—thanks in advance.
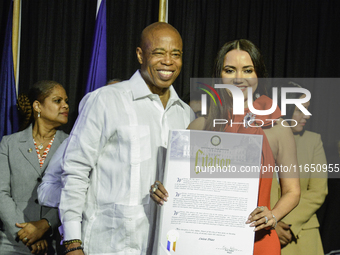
[188,117,206,130]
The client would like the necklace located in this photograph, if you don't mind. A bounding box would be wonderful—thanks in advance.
[33,138,45,150]
[34,133,56,150]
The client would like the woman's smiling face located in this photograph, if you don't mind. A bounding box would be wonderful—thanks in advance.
[221,49,258,107]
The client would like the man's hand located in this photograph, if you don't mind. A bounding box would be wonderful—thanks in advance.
[30,239,48,254]
[275,221,293,247]
[16,219,50,247]
[150,181,168,206]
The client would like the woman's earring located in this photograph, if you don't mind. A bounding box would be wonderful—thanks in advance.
[255,93,260,99]
[38,112,40,118]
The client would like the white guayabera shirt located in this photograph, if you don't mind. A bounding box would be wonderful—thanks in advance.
[59,71,194,255]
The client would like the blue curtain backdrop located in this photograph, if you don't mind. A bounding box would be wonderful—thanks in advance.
[84,0,107,94]
[0,1,19,141]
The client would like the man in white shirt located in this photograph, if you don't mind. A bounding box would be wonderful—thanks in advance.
[59,22,193,255]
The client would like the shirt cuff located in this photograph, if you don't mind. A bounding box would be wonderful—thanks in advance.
[62,221,82,241]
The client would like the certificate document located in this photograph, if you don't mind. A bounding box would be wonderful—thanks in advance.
[157,130,263,255]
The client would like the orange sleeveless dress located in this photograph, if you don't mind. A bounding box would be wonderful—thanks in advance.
[224,95,281,255]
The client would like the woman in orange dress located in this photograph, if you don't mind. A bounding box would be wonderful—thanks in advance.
[188,39,301,254]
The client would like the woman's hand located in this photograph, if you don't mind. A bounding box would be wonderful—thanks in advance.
[16,219,50,247]
[275,221,293,247]
[246,206,277,231]
[150,181,168,206]
[30,239,48,254]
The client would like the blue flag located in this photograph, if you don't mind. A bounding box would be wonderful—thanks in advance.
[0,1,19,141]
[84,0,107,94]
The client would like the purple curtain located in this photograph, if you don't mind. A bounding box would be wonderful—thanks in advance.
[84,0,107,94]
[0,1,19,141]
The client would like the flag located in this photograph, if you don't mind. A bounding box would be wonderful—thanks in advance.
[0,0,19,141]
[84,0,107,94]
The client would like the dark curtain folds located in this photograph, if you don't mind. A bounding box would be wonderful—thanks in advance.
[19,0,97,133]
[106,0,159,81]
[169,0,340,82]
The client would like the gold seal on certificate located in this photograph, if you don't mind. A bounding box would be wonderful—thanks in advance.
[210,135,221,146]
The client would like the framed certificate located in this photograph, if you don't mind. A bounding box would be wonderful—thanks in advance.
[157,130,263,255]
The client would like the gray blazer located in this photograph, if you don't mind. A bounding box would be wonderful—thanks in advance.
[0,125,68,253]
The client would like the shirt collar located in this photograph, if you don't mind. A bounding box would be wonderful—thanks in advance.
[130,70,153,100]
[130,70,186,109]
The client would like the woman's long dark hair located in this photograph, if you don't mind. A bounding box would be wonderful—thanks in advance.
[205,39,268,131]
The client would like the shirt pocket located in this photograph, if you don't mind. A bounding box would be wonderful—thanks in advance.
[117,125,151,164]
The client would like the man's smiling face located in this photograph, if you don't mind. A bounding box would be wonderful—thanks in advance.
[137,27,183,92]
